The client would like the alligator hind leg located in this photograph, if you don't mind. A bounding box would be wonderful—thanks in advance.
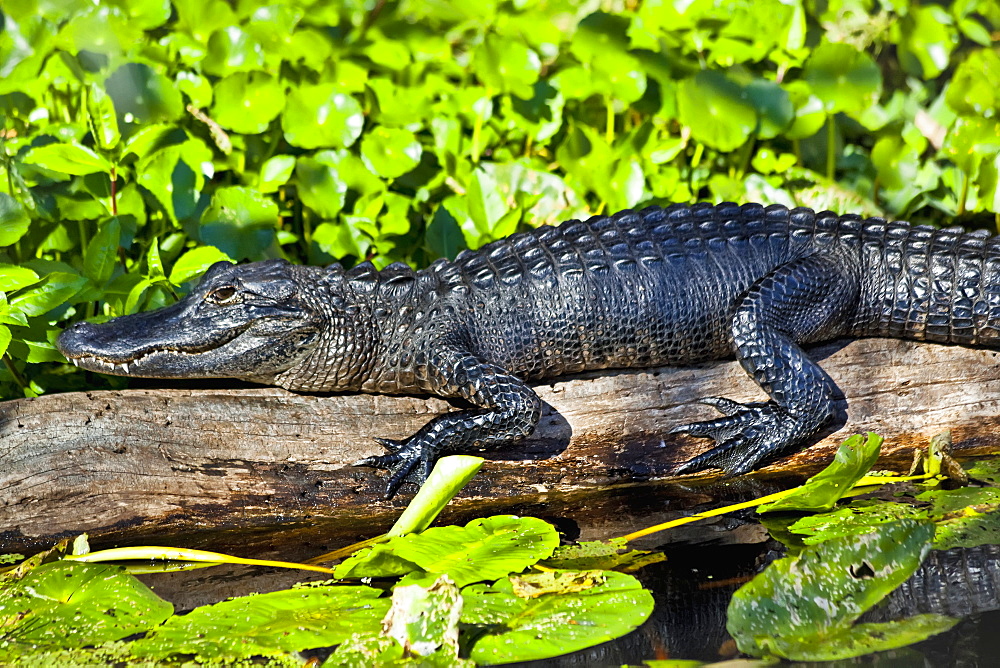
[674,253,860,475]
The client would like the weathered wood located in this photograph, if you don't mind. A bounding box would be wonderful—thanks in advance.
[3,337,1000,551]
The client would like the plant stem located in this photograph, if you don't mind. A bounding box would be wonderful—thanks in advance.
[110,165,118,216]
[826,114,836,181]
[605,95,614,145]
[3,354,28,392]
[958,169,969,217]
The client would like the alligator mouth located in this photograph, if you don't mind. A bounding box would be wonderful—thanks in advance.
[63,322,254,375]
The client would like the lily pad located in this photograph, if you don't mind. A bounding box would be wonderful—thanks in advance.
[727,519,937,660]
[210,71,285,134]
[132,585,388,659]
[360,126,422,179]
[335,515,559,586]
[463,570,654,664]
[677,71,757,152]
[0,561,172,657]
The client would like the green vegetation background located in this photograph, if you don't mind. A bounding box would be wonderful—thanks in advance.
[0,0,998,400]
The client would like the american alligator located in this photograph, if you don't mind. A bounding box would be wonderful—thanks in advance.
[57,202,996,497]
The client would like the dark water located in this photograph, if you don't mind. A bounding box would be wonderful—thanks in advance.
[128,480,1000,666]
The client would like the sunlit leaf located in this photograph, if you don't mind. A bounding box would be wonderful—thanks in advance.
[9,272,88,317]
[131,585,387,659]
[464,570,654,664]
[24,142,111,176]
[360,126,422,179]
[211,71,285,134]
[727,520,936,660]
[803,42,882,115]
[168,246,234,285]
[0,194,31,247]
[0,561,172,657]
[283,84,364,149]
[677,72,757,152]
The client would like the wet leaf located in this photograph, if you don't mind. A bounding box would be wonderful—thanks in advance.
[728,520,936,660]
[759,433,883,513]
[464,570,653,664]
[132,585,388,659]
[336,516,559,586]
[0,561,172,657]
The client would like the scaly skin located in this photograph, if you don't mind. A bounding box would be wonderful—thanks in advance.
[57,202,1000,497]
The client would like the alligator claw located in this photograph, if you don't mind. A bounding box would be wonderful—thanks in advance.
[354,436,431,499]
[672,399,795,476]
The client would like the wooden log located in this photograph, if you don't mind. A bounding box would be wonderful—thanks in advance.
[3,337,1000,552]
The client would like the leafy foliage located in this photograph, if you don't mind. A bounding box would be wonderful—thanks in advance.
[0,0,998,398]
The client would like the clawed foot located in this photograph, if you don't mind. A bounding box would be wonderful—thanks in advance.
[353,436,435,499]
[671,397,800,476]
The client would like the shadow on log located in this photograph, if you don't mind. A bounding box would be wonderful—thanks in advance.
[3,337,1000,552]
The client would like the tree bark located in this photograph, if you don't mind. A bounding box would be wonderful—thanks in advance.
[3,337,1000,552]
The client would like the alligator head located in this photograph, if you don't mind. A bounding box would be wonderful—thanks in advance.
[57,259,326,385]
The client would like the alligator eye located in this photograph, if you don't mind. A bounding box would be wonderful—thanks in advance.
[206,286,238,304]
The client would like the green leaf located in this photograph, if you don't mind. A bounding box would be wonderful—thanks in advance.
[295,152,348,219]
[758,433,883,513]
[947,48,1000,116]
[132,585,388,660]
[87,82,120,151]
[360,126,422,179]
[0,194,31,247]
[336,516,559,586]
[897,5,957,79]
[387,455,484,538]
[199,186,278,260]
[381,575,468,663]
[425,204,467,260]
[0,561,172,656]
[202,25,265,77]
[259,155,296,193]
[105,62,184,126]
[677,71,757,152]
[9,272,88,317]
[727,520,939,661]
[0,264,39,291]
[0,325,11,358]
[464,570,654,664]
[211,71,285,134]
[283,84,364,149]
[83,217,121,285]
[24,142,111,176]
[942,116,1000,173]
[472,34,540,98]
[803,42,882,115]
[168,246,234,285]
[789,615,958,661]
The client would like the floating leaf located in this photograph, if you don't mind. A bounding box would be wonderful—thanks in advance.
[199,186,279,260]
[677,71,757,152]
[464,570,654,664]
[803,42,882,115]
[336,516,559,586]
[0,561,172,657]
[132,585,388,659]
[727,520,936,660]
[758,433,883,513]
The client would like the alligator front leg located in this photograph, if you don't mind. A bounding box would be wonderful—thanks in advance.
[674,254,860,475]
[355,348,542,498]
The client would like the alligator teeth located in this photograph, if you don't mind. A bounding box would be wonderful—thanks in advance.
[120,362,129,374]
[71,358,80,366]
